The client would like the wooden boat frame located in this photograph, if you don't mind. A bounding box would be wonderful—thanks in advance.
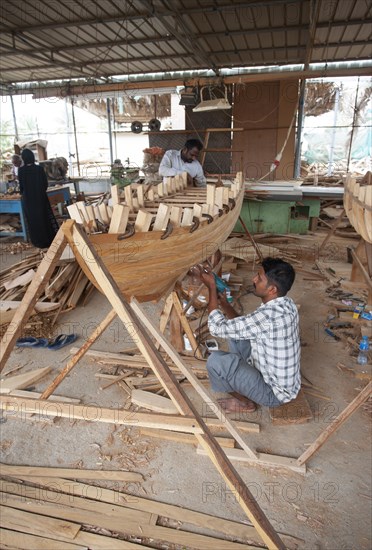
[68,173,244,302]
[343,173,372,243]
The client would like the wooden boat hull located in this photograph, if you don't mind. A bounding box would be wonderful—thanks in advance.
[343,174,372,243]
[73,186,244,302]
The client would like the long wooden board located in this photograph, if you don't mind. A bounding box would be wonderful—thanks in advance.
[72,531,150,549]
[0,463,143,482]
[140,427,236,448]
[7,389,80,404]
[0,505,81,540]
[0,395,203,433]
[0,492,151,536]
[0,525,148,549]
[0,529,86,550]
[197,446,306,474]
[0,482,152,525]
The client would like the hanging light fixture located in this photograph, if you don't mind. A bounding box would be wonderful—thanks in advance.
[179,86,198,106]
[193,85,231,112]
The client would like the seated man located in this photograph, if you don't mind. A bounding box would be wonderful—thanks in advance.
[198,257,301,412]
[159,138,206,187]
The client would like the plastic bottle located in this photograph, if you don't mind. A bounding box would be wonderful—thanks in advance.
[357,336,369,365]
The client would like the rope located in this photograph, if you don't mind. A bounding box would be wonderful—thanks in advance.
[258,101,299,181]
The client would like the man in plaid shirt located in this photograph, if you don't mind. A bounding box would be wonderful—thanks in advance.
[198,257,301,413]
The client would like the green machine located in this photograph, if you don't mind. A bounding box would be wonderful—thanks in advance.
[235,197,321,234]
[110,158,140,188]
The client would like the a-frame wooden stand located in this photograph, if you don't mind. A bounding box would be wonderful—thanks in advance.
[161,251,228,359]
[158,289,205,360]
[0,221,286,550]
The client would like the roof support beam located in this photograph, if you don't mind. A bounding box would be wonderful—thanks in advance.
[0,1,302,35]
[138,0,219,75]
[0,46,308,74]
[6,66,366,99]
[1,19,370,59]
[1,42,370,80]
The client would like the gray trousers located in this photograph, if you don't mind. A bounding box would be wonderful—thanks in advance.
[206,339,282,407]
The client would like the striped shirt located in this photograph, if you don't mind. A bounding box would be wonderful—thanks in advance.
[208,297,301,403]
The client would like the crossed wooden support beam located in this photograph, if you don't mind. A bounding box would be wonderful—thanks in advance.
[1,220,370,549]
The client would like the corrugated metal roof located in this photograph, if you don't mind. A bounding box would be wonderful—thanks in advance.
[0,0,371,87]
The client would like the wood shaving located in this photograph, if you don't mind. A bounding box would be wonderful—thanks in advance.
[1,241,33,254]
[0,440,12,452]
[0,312,55,339]
[69,459,84,469]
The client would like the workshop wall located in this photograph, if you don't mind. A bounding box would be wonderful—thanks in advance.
[232,79,298,180]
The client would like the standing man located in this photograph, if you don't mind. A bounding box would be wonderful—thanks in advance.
[198,257,301,412]
[11,154,22,183]
[159,138,206,187]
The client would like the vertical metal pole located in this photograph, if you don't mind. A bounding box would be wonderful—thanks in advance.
[106,98,114,166]
[327,87,340,176]
[10,94,19,142]
[111,98,118,159]
[294,80,306,179]
[70,98,81,177]
[294,0,321,179]
[64,99,73,177]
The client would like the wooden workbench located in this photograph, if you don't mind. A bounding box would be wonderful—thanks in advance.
[0,185,71,241]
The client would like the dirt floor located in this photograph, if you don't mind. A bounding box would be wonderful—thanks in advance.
[0,230,371,550]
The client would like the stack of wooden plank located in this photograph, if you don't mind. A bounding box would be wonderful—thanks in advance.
[0,250,95,327]
[0,213,22,233]
[0,466,301,549]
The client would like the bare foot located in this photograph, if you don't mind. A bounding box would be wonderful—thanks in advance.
[217,397,257,413]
